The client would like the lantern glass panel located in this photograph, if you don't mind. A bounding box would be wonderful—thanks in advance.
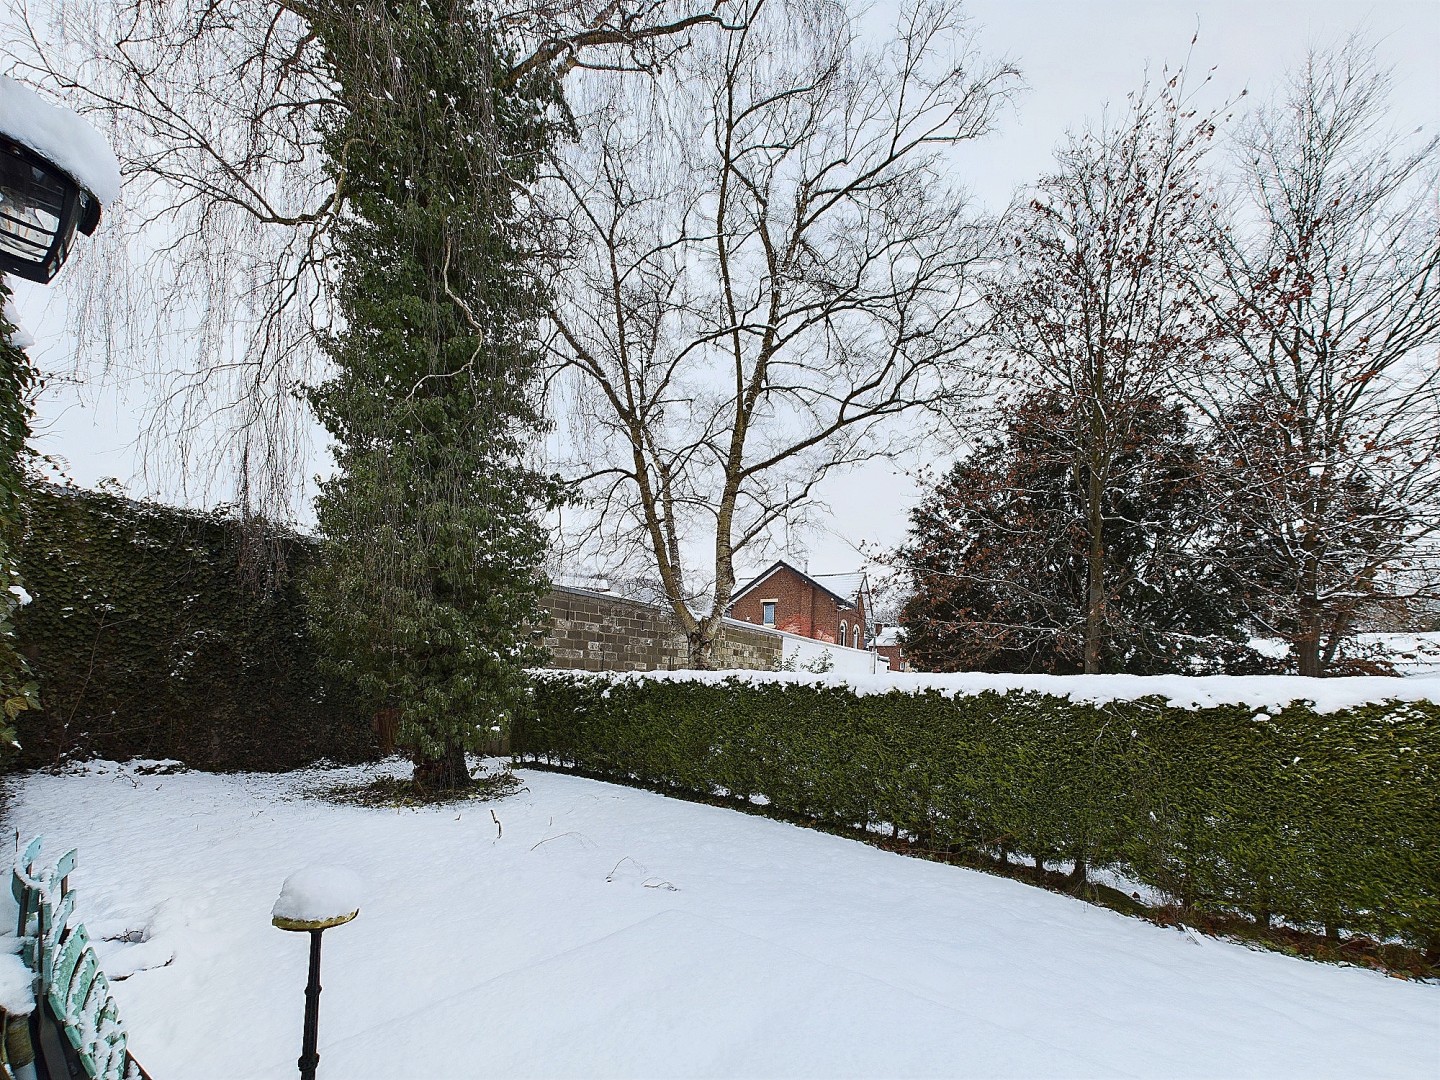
[0,141,76,282]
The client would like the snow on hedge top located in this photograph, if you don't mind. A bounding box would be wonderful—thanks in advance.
[536,668,1440,714]
[0,76,120,205]
[0,950,35,1015]
[272,866,363,925]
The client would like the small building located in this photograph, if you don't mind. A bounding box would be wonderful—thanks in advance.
[729,559,873,650]
[873,624,911,672]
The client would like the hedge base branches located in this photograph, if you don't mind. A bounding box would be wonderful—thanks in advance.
[517,673,1440,952]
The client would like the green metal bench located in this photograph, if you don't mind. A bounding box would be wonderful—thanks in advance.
[4,840,150,1080]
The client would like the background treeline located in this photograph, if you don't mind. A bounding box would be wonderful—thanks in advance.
[899,46,1440,677]
[12,484,374,770]
[518,673,1440,953]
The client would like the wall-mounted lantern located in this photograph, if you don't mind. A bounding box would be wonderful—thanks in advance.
[0,75,118,286]
[0,136,102,284]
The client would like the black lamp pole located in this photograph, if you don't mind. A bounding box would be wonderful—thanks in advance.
[299,928,325,1080]
[272,905,358,1080]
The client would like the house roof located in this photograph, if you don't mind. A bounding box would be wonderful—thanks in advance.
[810,572,867,606]
[731,559,869,611]
[875,626,906,648]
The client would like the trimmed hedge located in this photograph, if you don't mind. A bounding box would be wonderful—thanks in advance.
[13,484,375,770]
[517,674,1440,949]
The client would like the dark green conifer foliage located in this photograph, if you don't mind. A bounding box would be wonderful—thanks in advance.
[899,390,1251,674]
[0,281,40,758]
[304,2,563,791]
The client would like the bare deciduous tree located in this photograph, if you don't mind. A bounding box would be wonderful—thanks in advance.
[985,63,1228,673]
[2,0,738,522]
[1191,42,1440,676]
[543,0,1017,666]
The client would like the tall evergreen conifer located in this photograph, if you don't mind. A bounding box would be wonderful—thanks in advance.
[305,2,562,791]
[899,390,1249,674]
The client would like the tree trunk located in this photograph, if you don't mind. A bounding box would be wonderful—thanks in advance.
[687,629,715,670]
[1294,598,1322,678]
[1083,456,1106,674]
[413,739,471,792]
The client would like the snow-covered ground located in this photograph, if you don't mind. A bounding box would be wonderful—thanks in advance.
[1354,631,1440,676]
[4,759,1435,1079]
[1249,633,1440,677]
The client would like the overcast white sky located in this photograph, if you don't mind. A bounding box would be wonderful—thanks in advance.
[8,0,1439,586]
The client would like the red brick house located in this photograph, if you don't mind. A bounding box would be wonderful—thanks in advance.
[873,625,912,672]
[729,560,872,649]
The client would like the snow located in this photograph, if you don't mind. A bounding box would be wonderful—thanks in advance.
[0,76,121,205]
[1353,631,1440,677]
[271,866,363,926]
[3,294,34,350]
[538,667,1440,714]
[1250,633,1440,676]
[4,759,1435,1078]
[0,950,34,1015]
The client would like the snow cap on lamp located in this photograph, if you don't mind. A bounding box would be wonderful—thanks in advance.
[272,865,364,931]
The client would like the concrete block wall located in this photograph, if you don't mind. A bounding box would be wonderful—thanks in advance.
[539,585,780,672]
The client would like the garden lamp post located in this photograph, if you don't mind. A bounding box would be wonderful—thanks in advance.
[272,867,363,1080]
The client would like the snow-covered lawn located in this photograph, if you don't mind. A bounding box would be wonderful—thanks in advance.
[4,760,1435,1079]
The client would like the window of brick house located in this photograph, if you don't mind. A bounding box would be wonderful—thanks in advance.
[761,601,777,626]
[839,620,847,645]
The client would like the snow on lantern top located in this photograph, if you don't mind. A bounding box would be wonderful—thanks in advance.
[0,76,120,207]
[271,865,364,931]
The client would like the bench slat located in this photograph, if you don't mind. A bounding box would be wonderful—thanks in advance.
[64,949,100,1022]
[52,850,78,897]
[12,835,43,901]
[48,925,89,1010]
[13,835,45,936]
[41,892,76,971]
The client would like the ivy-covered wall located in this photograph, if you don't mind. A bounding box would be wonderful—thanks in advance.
[14,484,376,770]
[517,673,1440,950]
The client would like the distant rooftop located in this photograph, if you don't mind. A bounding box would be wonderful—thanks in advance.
[875,626,906,648]
[732,560,870,610]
